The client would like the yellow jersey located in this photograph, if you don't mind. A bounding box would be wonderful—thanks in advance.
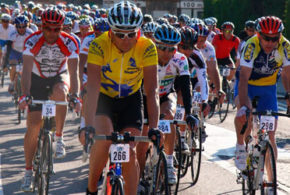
[87,32,158,98]
[240,35,290,86]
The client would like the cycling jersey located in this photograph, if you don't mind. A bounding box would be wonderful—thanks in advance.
[207,31,216,43]
[188,49,208,101]
[87,31,158,98]
[212,33,240,59]
[0,23,15,47]
[199,41,216,62]
[23,31,79,78]
[71,32,81,49]
[29,23,38,32]
[80,32,95,57]
[158,51,190,97]
[8,28,33,52]
[240,35,290,86]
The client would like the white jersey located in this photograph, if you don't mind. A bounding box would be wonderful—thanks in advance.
[8,28,34,52]
[199,41,216,62]
[158,52,190,96]
[80,32,95,67]
[0,24,15,40]
[29,23,38,32]
[72,21,80,34]
[207,31,216,43]
[23,31,79,78]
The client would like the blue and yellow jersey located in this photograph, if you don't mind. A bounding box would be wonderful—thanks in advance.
[240,35,290,86]
[87,32,158,98]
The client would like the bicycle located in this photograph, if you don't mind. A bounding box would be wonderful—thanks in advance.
[13,63,23,124]
[236,96,290,195]
[31,99,68,195]
[178,90,204,185]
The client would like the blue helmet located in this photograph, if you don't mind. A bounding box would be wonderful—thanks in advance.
[64,17,72,26]
[94,18,110,32]
[142,22,159,33]
[66,11,79,21]
[154,24,181,45]
[192,23,209,36]
[14,15,29,25]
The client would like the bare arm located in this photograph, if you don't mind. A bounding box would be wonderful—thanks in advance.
[143,65,159,129]
[238,66,252,108]
[21,55,34,96]
[85,63,101,126]
[206,60,221,93]
[79,53,88,87]
[67,58,80,95]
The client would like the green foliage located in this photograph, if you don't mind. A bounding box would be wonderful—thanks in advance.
[203,0,289,39]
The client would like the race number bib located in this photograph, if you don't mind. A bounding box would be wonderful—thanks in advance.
[192,91,202,103]
[110,144,130,163]
[174,106,185,121]
[42,103,56,117]
[222,68,230,76]
[260,116,275,131]
[158,120,171,134]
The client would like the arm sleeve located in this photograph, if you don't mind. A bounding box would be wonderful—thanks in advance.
[196,67,209,102]
[177,75,192,115]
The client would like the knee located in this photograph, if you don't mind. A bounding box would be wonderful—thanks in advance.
[51,84,67,100]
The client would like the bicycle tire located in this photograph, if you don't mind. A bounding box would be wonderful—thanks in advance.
[260,142,277,195]
[111,177,124,195]
[171,129,182,195]
[190,127,202,185]
[207,98,217,119]
[242,169,256,195]
[38,133,52,195]
[1,70,4,88]
[152,151,170,195]
[219,80,230,122]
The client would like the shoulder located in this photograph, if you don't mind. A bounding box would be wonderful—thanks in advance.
[171,52,188,66]
[205,41,215,51]
[280,36,290,59]
[88,32,109,58]
[189,50,206,68]
[59,31,79,51]
[137,36,157,59]
[241,36,259,62]
[24,31,43,48]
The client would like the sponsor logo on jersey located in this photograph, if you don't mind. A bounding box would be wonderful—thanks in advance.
[244,43,255,63]
[282,41,290,61]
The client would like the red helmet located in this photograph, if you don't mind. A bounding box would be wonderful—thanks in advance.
[41,7,65,26]
[256,16,284,34]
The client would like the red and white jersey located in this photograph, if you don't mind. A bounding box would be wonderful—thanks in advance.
[23,31,79,78]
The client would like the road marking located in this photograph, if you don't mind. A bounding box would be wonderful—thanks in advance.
[0,154,3,195]
[203,123,290,194]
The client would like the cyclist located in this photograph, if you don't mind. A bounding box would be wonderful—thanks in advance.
[0,14,15,69]
[141,21,159,40]
[234,17,290,194]
[76,17,92,42]
[212,21,240,81]
[204,17,216,43]
[84,2,159,194]
[238,20,256,42]
[62,17,81,49]
[2,15,33,94]
[19,7,81,192]
[208,17,220,34]
[193,23,225,104]
[178,14,190,28]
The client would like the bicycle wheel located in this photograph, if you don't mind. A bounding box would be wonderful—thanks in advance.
[152,151,170,195]
[179,129,190,178]
[111,177,124,195]
[208,98,217,119]
[190,127,202,185]
[219,80,230,122]
[1,70,4,88]
[241,169,256,195]
[260,142,277,195]
[38,133,52,195]
[171,129,181,195]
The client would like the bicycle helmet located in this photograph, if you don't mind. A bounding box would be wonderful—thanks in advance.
[143,14,153,23]
[209,17,218,24]
[204,18,214,26]
[245,20,255,29]
[255,16,284,34]
[83,4,90,10]
[142,22,158,33]
[14,15,29,25]
[154,24,181,45]
[179,26,198,46]
[170,15,178,23]
[1,14,11,21]
[79,17,91,27]
[41,7,65,26]
[192,23,209,36]
[64,17,72,26]
[56,3,65,10]
[108,1,143,30]
[178,14,190,24]
[66,11,79,21]
[94,18,110,32]
[91,5,98,11]
[27,1,35,9]
[156,17,169,25]
[221,21,235,30]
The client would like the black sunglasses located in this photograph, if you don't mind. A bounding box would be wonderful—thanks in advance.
[179,44,193,50]
[112,30,137,39]
[261,33,280,42]
[156,44,176,52]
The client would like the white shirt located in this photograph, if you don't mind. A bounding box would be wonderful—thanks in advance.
[207,31,216,43]
[199,41,216,62]
[8,28,34,52]
[0,24,15,40]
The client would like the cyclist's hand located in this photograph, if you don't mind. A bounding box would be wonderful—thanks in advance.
[236,106,249,124]
[186,114,199,130]
[18,95,31,110]
[68,94,82,113]
[148,128,164,148]
[217,90,226,105]
[78,126,95,146]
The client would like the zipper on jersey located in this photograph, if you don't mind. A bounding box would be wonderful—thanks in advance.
[119,54,124,98]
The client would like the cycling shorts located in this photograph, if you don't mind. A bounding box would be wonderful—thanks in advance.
[9,49,23,63]
[217,57,233,67]
[0,39,7,48]
[29,73,67,112]
[96,89,143,131]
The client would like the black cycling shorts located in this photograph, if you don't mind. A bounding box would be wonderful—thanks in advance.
[29,73,67,112]
[96,89,143,131]
[217,57,233,67]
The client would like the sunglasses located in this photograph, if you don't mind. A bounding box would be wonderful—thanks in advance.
[44,26,61,33]
[224,29,233,33]
[16,25,27,29]
[112,30,137,39]
[144,32,153,38]
[156,44,176,52]
[179,44,193,50]
[246,28,255,33]
[261,33,280,42]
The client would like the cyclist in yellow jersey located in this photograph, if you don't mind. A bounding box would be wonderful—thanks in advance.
[234,16,290,193]
[83,1,160,195]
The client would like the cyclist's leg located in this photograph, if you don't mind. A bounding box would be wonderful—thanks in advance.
[227,58,236,81]
[137,124,149,176]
